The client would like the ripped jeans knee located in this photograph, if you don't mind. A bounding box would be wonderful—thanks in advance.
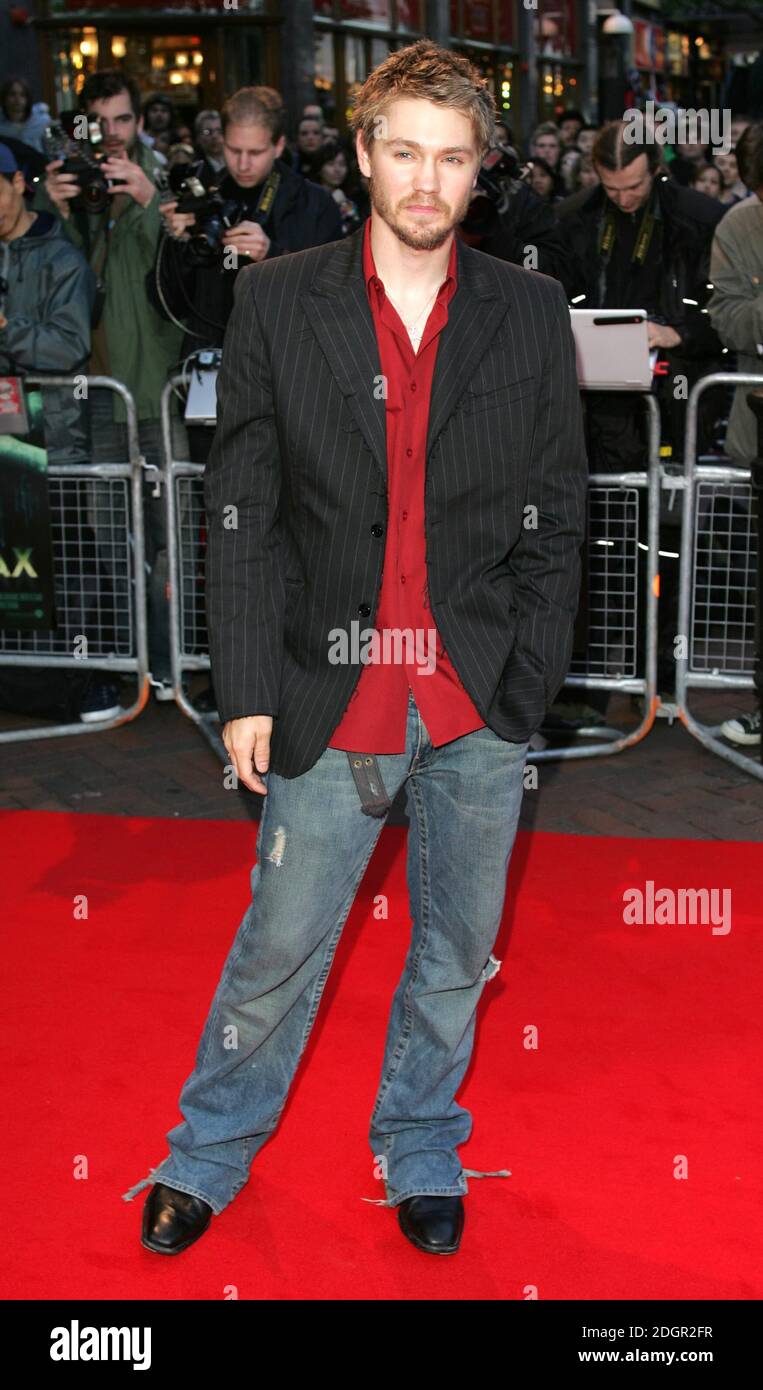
[480,952,502,983]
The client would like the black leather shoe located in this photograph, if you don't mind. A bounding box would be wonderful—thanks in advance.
[141,1182,213,1255]
[397,1195,464,1254]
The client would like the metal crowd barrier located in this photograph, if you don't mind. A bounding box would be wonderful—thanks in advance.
[531,391,661,763]
[0,377,150,744]
[159,376,222,758]
[160,376,661,767]
[676,372,763,782]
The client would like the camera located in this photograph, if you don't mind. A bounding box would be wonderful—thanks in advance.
[167,162,248,264]
[461,143,534,235]
[42,116,126,214]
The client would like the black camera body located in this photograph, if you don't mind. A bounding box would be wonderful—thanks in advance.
[167,162,248,263]
[461,143,533,237]
[43,117,125,214]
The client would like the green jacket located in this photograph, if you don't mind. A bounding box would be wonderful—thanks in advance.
[33,140,183,423]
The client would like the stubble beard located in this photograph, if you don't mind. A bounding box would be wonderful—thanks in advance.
[367,174,472,251]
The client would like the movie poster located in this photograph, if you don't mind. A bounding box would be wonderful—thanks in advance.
[0,385,57,630]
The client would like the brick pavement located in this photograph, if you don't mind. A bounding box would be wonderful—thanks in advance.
[1,679,761,840]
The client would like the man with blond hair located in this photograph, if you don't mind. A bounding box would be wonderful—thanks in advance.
[126,40,587,1258]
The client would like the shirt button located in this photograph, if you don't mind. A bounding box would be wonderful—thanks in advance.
[401,575,406,584]
[402,510,408,520]
[406,448,412,457]
[410,383,416,391]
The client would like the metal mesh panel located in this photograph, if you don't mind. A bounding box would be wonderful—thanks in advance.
[0,473,133,658]
[568,485,640,679]
[690,481,757,675]
[175,477,645,678]
[176,474,208,658]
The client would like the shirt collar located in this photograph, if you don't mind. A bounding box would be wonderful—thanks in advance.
[363,214,458,300]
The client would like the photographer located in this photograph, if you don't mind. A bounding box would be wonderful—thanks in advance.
[153,84,342,387]
[33,68,185,702]
[0,140,117,723]
[139,94,175,162]
[554,119,725,724]
[457,141,571,293]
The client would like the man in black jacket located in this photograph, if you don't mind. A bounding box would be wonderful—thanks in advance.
[127,42,586,1259]
[457,144,573,293]
[154,86,342,403]
[555,120,725,710]
[557,120,724,470]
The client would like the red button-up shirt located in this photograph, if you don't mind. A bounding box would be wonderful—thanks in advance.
[327,218,486,753]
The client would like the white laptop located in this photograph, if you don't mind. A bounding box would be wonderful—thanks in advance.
[569,308,655,391]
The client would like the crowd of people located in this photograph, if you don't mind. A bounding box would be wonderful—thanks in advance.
[0,65,761,746]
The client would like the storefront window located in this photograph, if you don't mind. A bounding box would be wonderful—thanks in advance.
[135,35,205,103]
[451,1,501,42]
[49,27,99,110]
[46,0,267,9]
[538,61,580,120]
[535,0,577,60]
[396,0,422,28]
[314,29,337,124]
[497,58,514,125]
[463,1,494,42]
[339,0,390,24]
[345,33,368,117]
[222,27,265,99]
[47,28,211,115]
[498,3,514,46]
[370,38,390,67]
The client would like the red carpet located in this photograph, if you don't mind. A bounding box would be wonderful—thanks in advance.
[2,809,761,1300]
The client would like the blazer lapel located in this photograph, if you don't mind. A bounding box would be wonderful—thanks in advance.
[426,236,511,458]
[300,228,387,483]
[299,223,512,488]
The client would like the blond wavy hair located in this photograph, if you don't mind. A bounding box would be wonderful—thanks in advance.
[348,39,496,163]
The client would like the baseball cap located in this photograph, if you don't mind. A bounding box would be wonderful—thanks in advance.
[0,142,20,175]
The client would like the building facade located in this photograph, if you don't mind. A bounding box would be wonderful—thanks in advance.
[7,1,761,150]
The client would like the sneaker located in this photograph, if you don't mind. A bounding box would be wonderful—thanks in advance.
[719,709,761,746]
[79,681,124,723]
[542,700,607,733]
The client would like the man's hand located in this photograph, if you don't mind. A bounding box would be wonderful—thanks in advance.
[44,158,81,220]
[101,155,157,208]
[647,320,682,350]
[221,220,271,262]
[159,197,197,239]
[222,714,273,795]
[0,314,6,330]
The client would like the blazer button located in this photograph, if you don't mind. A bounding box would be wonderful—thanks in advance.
[371,524,384,537]
[358,604,371,617]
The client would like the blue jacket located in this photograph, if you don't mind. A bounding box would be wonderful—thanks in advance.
[0,208,96,463]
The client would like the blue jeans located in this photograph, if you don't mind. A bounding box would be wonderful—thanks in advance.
[123,689,529,1214]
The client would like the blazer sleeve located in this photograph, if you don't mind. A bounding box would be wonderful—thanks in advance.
[501,280,588,710]
[203,266,286,723]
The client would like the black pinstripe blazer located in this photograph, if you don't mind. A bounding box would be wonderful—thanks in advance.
[203,222,588,779]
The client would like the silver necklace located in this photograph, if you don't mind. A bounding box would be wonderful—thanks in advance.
[386,283,440,340]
